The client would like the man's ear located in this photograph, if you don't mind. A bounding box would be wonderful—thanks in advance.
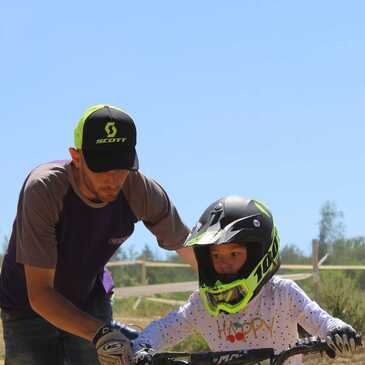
[69,148,81,168]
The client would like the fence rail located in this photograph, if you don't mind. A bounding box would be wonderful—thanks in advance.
[108,240,365,301]
[107,260,191,268]
[107,261,365,270]
[114,273,313,299]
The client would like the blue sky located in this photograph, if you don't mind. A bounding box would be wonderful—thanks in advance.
[1,1,364,258]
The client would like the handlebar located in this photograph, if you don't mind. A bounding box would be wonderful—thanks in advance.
[272,335,362,365]
[145,335,362,365]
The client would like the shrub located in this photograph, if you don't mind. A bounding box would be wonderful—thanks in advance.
[318,271,365,333]
[168,333,209,352]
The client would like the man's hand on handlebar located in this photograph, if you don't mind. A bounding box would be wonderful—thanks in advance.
[93,323,134,365]
[325,325,360,358]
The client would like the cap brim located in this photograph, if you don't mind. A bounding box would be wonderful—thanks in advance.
[83,149,139,172]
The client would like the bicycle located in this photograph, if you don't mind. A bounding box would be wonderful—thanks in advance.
[137,335,363,365]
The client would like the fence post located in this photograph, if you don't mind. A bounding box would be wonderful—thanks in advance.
[312,239,320,302]
[140,260,147,285]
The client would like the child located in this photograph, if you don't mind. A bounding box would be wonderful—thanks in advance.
[133,196,360,365]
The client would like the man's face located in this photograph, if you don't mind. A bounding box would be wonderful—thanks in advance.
[70,148,129,203]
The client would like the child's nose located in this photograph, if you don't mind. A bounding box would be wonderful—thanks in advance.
[217,258,232,273]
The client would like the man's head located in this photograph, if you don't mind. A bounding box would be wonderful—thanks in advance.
[74,104,138,172]
[184,196,280,316]
[69,105,138,203]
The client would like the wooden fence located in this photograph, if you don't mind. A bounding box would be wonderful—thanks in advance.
[107,239,365,301]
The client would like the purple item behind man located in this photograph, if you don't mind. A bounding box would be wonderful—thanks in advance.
[103,268,115,295]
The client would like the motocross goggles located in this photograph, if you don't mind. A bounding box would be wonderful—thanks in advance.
[200,279,252,316]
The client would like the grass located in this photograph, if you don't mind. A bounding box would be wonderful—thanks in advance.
[113,294,210,351]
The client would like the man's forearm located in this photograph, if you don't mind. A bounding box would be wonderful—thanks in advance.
[29,286,103,341]
[176,247,197,272]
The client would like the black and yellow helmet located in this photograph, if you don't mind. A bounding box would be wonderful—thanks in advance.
[184,196,280,316]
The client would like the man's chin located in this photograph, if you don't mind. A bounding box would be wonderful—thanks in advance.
[97,191,120,203]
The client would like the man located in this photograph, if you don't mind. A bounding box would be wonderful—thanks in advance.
[0,104,196,365]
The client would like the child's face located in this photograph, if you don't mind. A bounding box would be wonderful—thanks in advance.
[210,243,247,275]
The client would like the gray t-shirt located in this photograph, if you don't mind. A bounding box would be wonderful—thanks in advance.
[0,161,189,310]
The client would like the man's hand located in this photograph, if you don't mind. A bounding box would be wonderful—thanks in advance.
[326,325,360,358]
[93,324,134,365]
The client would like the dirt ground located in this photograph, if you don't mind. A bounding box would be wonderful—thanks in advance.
[303,347,365,364]
[0,318,363,365]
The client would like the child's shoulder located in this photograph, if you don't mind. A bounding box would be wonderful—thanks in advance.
[177,290,207,319]
[179,290,203,310]
[256,276,307,308]
[188,289,201,302]
[271,275,295,287]
[268,276,303,294]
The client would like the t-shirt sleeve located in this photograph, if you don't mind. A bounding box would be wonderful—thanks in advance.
[285,279,348,337]
[123,172,189,250]
[16,168,66,268]
[133,294,196,351]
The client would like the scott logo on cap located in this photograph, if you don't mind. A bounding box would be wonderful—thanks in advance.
[96,121,128,144]
[105,121,117,138]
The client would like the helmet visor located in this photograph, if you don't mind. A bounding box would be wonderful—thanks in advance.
[201,280,251,316]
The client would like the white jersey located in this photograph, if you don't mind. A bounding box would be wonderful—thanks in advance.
[133,276,346,365]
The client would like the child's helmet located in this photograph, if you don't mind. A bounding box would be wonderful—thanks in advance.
[184,196,280,316]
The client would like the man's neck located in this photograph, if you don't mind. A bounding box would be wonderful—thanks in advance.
[71,163,98,202]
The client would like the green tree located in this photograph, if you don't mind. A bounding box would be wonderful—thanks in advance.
[329,237,365,265]
[109,244,142,287]
[137,244,156,261]
[329,236,365,291]
[318,201,345,258]
[166,251,184,263]
[112,244,139,261]
[280,244,310,264]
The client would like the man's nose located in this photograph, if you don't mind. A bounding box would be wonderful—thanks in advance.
[104,171,116,183]
[105,171,126,184]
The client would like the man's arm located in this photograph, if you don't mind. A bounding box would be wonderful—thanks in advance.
[123,172,195,269]
[176,247,197,272]
[24,264,102,341]
[25,265,135,365]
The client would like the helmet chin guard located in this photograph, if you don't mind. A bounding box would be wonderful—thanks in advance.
[184,196,280,316]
